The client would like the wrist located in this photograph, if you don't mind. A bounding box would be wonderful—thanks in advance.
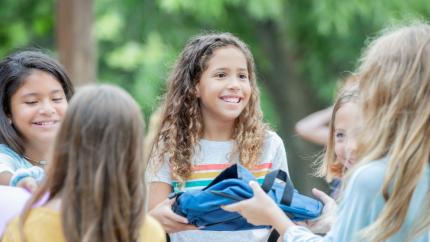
[269,208,295,237]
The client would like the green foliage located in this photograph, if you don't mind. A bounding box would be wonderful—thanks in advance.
[2,0,430,126]
[0,0,54,57]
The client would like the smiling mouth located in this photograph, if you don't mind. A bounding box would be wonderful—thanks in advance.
[32,121,58,126]
[220,97,241,103]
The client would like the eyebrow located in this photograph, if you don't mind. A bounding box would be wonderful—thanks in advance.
[21,89,64,97]
[212,67,248,72]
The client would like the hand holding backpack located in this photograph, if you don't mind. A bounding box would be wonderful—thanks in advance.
[170,164,323,231]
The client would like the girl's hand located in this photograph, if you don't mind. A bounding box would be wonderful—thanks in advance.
[305,188,337,234]
[222,181,294,235]
[149,198,197,233]
[17,176,38,192]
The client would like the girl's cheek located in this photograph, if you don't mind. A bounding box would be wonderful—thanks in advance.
[334,143,346,164]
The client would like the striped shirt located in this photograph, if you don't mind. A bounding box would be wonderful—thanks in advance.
[149,131,289,242]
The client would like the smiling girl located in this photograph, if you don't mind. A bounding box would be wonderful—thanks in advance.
[0,51,74,191]
[147,33,289,242]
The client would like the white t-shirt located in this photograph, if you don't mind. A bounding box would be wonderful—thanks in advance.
[149,131,289,242]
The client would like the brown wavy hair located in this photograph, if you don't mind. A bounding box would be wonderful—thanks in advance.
[150,32,268,183]
[19,85,146,242]
[352,23,430,241]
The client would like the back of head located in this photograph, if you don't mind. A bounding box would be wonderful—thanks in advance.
[24,84,145,242]
[0,50,74,154]
[356,22,430,241]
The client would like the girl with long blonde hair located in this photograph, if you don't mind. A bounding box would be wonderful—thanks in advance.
[2,85,165,242]
[223,23,430,242]
[148,32,289,242]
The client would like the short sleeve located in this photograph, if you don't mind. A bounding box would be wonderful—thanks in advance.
[0,153,16,174]
[284,226,324,242]
[146,158,172,185]
[268,132,290,175]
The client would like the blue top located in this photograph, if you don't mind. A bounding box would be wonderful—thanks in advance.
[284,158,430,242]
[0,144,32,174]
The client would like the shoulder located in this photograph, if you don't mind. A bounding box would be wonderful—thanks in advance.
[2,208,63,242]
[0,144,20,159]
[140,215,166,242]
[347,159,387,195]
[25,207,61,230]
[263,130,284,147]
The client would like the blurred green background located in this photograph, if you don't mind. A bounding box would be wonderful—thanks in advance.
[1,0,429,193]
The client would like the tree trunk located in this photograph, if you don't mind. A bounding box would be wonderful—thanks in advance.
[56,0,95,86]
[254,20,328,194]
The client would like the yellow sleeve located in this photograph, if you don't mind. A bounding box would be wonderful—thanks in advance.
[140,215,166,242]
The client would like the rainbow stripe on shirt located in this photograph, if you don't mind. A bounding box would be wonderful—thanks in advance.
[172,162,272,192]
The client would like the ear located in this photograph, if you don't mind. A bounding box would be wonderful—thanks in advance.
[195,83,201,98]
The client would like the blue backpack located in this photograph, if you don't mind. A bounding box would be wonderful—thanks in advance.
[170,164,323,231]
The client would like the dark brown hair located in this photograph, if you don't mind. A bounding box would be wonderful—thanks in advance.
[0,50,74,155]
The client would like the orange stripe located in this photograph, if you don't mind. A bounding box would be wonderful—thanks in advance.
[188,169,270,180]
[192,162,272,171]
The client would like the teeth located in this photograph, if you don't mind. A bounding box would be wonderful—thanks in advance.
[34,121,56,126]
[222,97,240,103]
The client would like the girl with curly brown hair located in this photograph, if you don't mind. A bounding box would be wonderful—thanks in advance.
[147,32,289,242]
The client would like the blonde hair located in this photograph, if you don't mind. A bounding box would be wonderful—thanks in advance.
[150,32,268,183]
[353,23,430,242]
[19,85,146,242]
[316,89,359,182]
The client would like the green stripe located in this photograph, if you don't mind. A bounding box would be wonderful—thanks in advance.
[172,178,265,191]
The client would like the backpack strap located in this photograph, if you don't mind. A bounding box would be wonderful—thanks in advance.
[261,170,294,206]
[267,229,280,242]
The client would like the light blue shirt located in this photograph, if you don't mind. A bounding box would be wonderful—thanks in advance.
[284,158,430,242]
[0,144,32,174]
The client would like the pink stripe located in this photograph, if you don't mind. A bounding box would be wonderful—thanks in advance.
[192,162,272,171]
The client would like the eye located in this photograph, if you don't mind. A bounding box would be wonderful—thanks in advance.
[239,73,248,80]
[215,72,227,78]
[52,97,64,103]
[335,131,345,141]
[24,101,37,105]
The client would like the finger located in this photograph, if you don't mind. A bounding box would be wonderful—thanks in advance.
[167,210,189,224]
[312,188,333,205]
[249,180,265,196]
[25,181,37,193]
[168,197,176,205]
[222,202,242,212]
[166,221,198,233]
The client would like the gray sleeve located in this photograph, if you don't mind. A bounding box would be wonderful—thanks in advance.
[146,158,172,185]
[284,226,324,242]
[270,132,290,175]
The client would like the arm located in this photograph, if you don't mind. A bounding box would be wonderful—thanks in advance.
[148,182,197,233]
[0,171,12,185]
[295,107,333,146]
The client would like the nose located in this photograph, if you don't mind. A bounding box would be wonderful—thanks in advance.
[227,77,241,91]
[39,100,55,115]
[345,134,357,160]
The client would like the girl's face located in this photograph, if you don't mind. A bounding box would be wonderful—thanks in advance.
[10,70,68,147]
[334,102,359,169]
[196,46,251,124]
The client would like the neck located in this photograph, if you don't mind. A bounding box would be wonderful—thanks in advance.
[202,115,235,141]
[24,142,52,162]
